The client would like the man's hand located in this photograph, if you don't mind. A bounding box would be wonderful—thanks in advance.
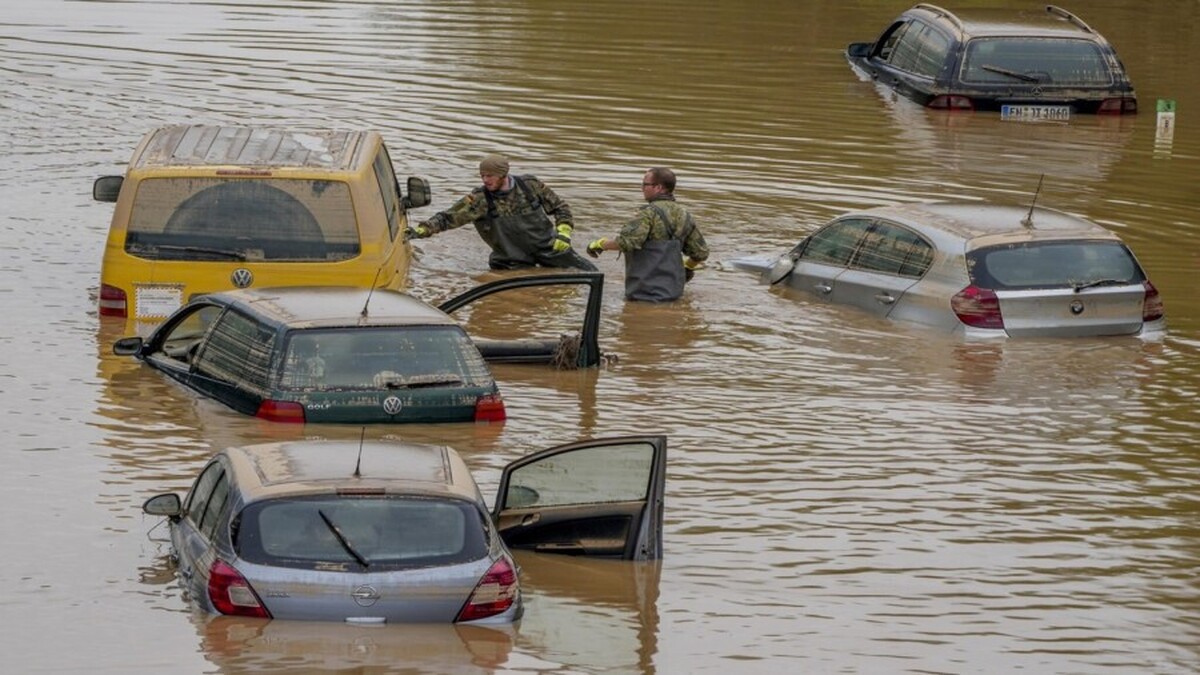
[553,223,573,253]
[683,256,701,282]
[406,224,432,239]
[586,238,607,258]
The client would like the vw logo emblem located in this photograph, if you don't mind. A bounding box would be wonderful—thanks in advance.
[382,396,403,415]
[231,268,254,288]
[1069,300,1085,315]
[351,585,380,607]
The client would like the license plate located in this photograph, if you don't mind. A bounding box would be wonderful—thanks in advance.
[1001,105,1071,121]
[135,285,183,318]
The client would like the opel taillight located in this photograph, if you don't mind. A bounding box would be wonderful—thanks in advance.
[1142,281,1164,322]
[208,560,271,619]
[928,95,973,111]
[99,284,127,318]
[255,400,306,423]
[474,393,506,423]
[951,285,1004,329]
[455,558,518,622]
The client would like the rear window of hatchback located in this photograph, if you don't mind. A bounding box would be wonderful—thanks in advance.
[961,38,1114,86]
[967,240,1144,290]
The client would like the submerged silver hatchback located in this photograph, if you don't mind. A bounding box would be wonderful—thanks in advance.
[739,202,1164,338]
[142,436,666,623]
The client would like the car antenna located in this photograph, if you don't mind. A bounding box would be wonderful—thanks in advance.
[1022,174,1045,229]
[360,266,385,320]
[353,427,366,478]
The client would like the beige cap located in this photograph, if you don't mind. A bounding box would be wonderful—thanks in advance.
[479,154,510,176]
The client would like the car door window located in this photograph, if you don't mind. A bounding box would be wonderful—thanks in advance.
[200,471,232,540]
[185,461,223,530]
[798,219,873,267]
[889,22,947,77]
[152,303,223,364]
[852,222,934,278]
[875,21,910,61]
[373,145,400,241]
[192,310,275,390]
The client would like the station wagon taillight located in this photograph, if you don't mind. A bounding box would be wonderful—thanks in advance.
[208,559,271,619]
[951,285,1005,329]
[928,95,974,111]
[255,400,306,423]
[1142,281,1164,322]
[455,557,518,622]
[99,284,127,317]
[1098,97,1137,115]
[474,393,506,423]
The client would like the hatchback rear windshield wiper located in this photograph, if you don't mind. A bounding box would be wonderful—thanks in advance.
[128,242,247,261]
[317,509,369,568]
[1072,278,1131,293]
[380,374,464,389]
[980,64,1041,83]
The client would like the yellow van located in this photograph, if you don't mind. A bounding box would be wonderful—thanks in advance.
[93,125,430,324]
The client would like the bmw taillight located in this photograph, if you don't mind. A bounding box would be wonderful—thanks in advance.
[455,558,518,622]
[928,95,974,111]
[1142,281,1164,322]
[474,393,506,423]
[208,559,271,619]
[99,284,127,317]
[255,400,306,423]
[951,285,1004,329]
[1098,97,1137,115]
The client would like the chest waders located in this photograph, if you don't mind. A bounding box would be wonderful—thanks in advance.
[477,177,596,271]
[624,203,692,302]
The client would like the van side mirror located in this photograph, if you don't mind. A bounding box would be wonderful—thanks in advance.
[403,177,431,209]
[113,336,145,356]
[93,175,124,202]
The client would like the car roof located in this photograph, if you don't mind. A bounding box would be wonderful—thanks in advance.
[224,440,482,502]
[859,202,1122,249]
[214,286,458,329]
[129,125,378,172]
[909,4,1105,40]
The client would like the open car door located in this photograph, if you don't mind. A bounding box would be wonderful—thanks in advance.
[438,272,604,368]
[492,435,666,561]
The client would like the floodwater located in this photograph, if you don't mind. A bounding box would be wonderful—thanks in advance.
[3,0,1199,672]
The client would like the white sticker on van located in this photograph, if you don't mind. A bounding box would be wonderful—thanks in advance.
[135,285,183,318]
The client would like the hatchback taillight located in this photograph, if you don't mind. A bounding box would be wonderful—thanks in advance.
[208,560,271,619]
[951,285,1004,329]
[455,558,518,622]
[1142,280,1164,322]
[474,393,506,423]
[99,284,127,318]
[1098,97,1137,115]
[928,95,974,111]
[255,400,306,423]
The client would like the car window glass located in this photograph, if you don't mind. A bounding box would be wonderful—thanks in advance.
[799,218,873,267]
[961,38,1112,85]
[910,25,950,78]
[876,21,909,60]
[199,472,232,540]
[185,461,223,528]
[156,304,223,362]
[237,497,488,570]
[192,310,275,388]
[887,21,928,72]
[852,222,934,278]
[373,145,400,241]
[278,326,493,391]
[505,442,654,509]
[125,178,361,261]
[967,241,1142,289]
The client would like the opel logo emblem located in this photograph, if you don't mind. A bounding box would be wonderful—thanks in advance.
[382,396,403,415]
[231,268,254,288]
[1069,300,1085,315]
[351,585,380,607]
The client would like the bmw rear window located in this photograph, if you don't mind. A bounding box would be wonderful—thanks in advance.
[235,496,489,571]
[278,325,494,392]
[961,38,1113,86]
[967,241,1145,290]
[124,177,360,262]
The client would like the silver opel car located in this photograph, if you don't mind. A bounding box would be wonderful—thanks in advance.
[739,202,1164,338]
[142,436,666,623]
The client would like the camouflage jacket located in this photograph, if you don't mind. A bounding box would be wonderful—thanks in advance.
[615,195,709,262]
[422,175,573,233]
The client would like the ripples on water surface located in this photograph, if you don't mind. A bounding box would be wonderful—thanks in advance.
[2,0,1199,671]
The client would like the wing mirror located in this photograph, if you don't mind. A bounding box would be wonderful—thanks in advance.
[403,176,431,209]
[847,42,872,58]
[142,493,183,519]
[113,336,144,356]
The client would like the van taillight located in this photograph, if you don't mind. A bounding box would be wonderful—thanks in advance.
[1098,97,1137,115]
[951,285,1004,329]
[99,284,127,318]
[208,560,271,619]
[474,394,506,423]
[455,557,518,622]
[255,400,306,423]
[928,95,973,110]
[1142,281,1164,322]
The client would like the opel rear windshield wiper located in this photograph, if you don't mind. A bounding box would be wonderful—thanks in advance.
[318,509,369,568]
[980,64,1040,82]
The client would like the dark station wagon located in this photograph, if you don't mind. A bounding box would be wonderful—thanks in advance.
[846,4,1137,118]
[113,274,604,424]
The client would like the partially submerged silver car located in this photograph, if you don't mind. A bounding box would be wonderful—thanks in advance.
[739,202,1164,338]
[142,436,666,623]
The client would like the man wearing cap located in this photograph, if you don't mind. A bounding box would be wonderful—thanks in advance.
[409,155,597,271]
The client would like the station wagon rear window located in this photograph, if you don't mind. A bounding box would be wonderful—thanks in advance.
[124,178,361,262]
[967,240,1144,290]
[278,326,494,391]
[961,38,1113,86]
[235,497,489,571]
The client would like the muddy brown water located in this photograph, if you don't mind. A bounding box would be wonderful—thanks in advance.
[3,1,1199,672]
